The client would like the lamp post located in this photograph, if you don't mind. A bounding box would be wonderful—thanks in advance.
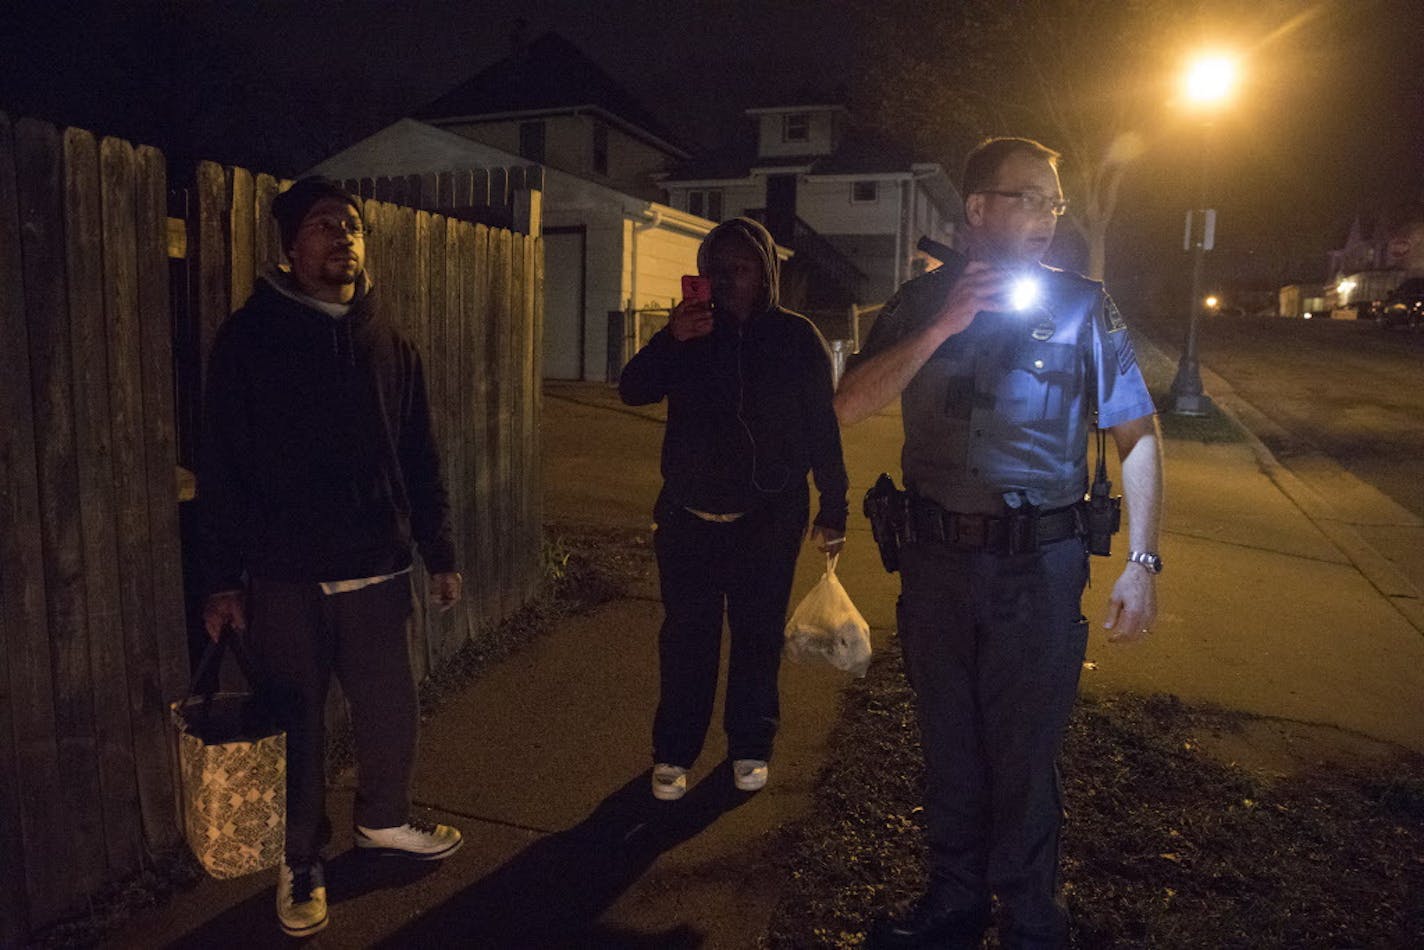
[1169,53,1238,416]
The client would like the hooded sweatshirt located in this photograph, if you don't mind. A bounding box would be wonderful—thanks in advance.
[618,217,849,532]
[199,271,454,592]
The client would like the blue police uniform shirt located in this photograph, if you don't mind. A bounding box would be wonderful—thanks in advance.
[855,260,1155,515]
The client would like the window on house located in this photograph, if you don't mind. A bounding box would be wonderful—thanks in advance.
[782,113,810,143]
[592,122,609,175]
[851,180,878,203]
[519,120,546,163]
[687,189,723,221]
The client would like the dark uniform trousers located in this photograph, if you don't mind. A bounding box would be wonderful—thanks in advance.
[897,535,1089,942]
[652,494,809,768]
[245,574,418,861]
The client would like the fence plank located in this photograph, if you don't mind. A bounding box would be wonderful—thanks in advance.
[8,118,76,925]
[419,173,438,215]
[412,206,441,668]
[360,198,380,291]
[450,221,476,630]
[0,111,48,943]
[490,227,516,619]
[445,217,476,648]
[530,235,545,594]
[194,161,229,389]
[254,172,280,276]
[508,234,529,604]
[229,166,254,310]
[431,171,448,212]
[14,116,89,922]
[521,234,541,599]
[64,126,145,881]
[425,212,460,660]
[20,123,111,903]
[136,144,187,841]
[470,224,495,625]
[452,169,472,210]
[101,136,172,858]
[489,167,508,212]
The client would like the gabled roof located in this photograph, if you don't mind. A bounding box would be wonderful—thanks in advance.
[415,32,687,157]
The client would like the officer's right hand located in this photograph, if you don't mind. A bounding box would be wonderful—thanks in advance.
[669,298,714,341]
[203,589,247,642]
[933,262,1011,337]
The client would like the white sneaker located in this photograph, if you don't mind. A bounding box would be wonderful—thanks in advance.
[651,763,688,800]
[276,858,328,938]
[733,759,768,792]
[354,817,462,860]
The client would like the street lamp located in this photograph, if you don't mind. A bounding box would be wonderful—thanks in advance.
[1169,52,1239,416]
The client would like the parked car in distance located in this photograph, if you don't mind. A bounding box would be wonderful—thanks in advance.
[1378,277,1424,328]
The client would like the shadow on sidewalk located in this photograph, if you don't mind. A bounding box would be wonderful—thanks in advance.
[157,851,443,948]
[374,763,753,948]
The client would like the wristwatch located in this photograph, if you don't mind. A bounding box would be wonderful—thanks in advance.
[1127,551,1163,574]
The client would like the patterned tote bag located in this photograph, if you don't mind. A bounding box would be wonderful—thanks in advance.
[170,632,286,879]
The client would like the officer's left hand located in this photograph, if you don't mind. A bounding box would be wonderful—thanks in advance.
[431,571,463,611]
[1103,564,1156,643]
[808,525,846,557]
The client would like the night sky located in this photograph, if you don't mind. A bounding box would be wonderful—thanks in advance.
[3,0,1420,309]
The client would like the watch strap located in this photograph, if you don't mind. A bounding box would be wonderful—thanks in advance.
[1127,550,1162,573]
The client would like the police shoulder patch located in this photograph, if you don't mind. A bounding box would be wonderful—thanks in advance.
[1103,294,1128,333]
[1101,294,1136,374]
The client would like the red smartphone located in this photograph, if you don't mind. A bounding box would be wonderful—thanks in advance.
[681,274,712,305]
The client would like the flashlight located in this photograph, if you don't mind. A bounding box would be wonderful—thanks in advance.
[1010,276,1041,311]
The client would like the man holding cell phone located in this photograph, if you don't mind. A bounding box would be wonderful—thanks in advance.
[619,217,849,801]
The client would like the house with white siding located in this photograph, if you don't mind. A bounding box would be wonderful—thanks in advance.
[660,104,963,306]
[311,33,719,381]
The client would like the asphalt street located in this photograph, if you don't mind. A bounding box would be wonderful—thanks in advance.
[1141,312,1424,600]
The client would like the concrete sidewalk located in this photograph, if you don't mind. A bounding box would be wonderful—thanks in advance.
[108,363,1424,948]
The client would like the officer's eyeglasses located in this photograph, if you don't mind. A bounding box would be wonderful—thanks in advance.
[977,191,1070,217]
[301,218,370,239]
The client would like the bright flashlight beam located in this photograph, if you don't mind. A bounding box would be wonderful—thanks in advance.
[1010,278,1041,311]
[1183,53,1238,106]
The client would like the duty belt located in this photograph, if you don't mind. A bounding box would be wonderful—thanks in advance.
[905,496,1084,555]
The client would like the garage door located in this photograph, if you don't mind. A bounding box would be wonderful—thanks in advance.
[542,227,585,380]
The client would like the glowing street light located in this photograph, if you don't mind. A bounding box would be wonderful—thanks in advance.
[1169,50,1240,416]
[1182,54,1239,107]
[1205,295,1220,309]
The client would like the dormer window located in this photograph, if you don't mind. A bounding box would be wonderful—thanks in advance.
[851,180,879,203]
[782,113,810,143]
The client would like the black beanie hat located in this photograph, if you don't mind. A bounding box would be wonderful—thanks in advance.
[271,177,363,252]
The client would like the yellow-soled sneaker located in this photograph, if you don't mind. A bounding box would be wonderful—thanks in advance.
[733,759,768,792]
[652,764,688,801]
[354,817,462,860]
[277,859,328,938]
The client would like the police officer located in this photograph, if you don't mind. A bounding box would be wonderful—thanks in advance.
[835,138,1162,949]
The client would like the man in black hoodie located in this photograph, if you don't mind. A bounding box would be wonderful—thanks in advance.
[619,217,849,801]
[200,179,462,938]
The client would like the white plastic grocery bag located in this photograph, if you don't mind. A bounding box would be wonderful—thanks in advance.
[783,553,872,677]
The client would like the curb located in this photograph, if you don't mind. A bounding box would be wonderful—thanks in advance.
[1139,334,1424,636]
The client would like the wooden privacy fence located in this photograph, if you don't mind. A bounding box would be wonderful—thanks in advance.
[337,165,545,234]
[1,114,188,939]
[0,112,544,941]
